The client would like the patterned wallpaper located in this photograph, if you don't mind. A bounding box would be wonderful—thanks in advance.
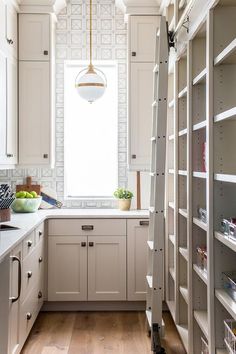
[0,0,128,208]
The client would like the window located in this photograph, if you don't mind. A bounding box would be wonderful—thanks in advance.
[64,61,118,198]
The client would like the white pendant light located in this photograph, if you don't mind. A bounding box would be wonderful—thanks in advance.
[75,0,107,103]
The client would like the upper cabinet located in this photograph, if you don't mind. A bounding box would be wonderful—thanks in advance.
[129,16,159,62]
[128,15,159,171]
[18,13,55,167]
[19,14,50,61]
[0,0,18,168]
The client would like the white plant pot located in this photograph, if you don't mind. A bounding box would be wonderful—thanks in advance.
[118,199,131,211]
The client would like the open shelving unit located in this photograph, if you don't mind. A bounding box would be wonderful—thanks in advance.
[163,0,236,352]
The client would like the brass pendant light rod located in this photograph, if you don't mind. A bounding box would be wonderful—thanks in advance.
[89,0,93,68]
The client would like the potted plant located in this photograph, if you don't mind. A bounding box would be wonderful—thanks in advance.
[113,188,133,211]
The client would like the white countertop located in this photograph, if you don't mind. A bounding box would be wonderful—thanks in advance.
[0,209,149,262]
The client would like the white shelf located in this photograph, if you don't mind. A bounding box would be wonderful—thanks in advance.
[169,267,175,281]
[194,310,208,338]
[193,264,207,285]
[169,234,175,245]
[214,107,236,123]
[193,217,207,231]
[178,86,187,99]
[193,120,206,131]
[180,285,189,304]
[178,169,187,176]
[178,128,187,137]
[192,68,207,85]
[169,201,174,209]
[146,275,153,289]
[147,240,154,250]
[214,173,236,184]
[215,289,236,321]
[179,247,188,261]
[215,231,236,253]
[214,37,236,65]
[179,208,187,218]
[176,324,188,352]
[193,171,206,179]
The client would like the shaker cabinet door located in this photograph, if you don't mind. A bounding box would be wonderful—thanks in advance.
[19,61,51,165]
[88,236,126,301]
[48,236,87,301]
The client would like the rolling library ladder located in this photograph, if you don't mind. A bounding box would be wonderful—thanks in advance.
[146,16,169,354]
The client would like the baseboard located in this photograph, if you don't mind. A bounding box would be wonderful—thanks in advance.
[42,301,146,311]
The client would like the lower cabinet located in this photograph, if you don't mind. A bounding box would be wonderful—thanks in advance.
[127,219,149,301]
[48,234,126,301]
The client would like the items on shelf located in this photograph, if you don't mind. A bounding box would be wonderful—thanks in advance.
[223,271,236,302]
[197,246,207,271]
[198,207,207,223]
[201,337,209,354]
[221,218,236,241]
[224,319,236,353]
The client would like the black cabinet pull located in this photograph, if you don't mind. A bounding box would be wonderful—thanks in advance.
[27,271,32,278]
[27,240,33,247]
[43,50,48,55]
[43,154,48,159]
[39,257,43,263]
[81,242,86,247]
[139,220,149,226]
[82,225,94,231]
[39,231,43,237]
[132,154,136,159]
[27,312,32,320]
[7,154,13,158]
[7,38,13,45]
[132,51,136,56]
[10,256,21,303]
[89,242,94,247]
[38,291,43,299]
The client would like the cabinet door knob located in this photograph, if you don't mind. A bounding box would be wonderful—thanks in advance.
[39,257,43,263]
[7,38,13,45]
[43,50,48,55]
[26,312,32,320]
[132,51,136,56]
[27,240,33,247]
[131,154,136,159]
[43,154,48,159]
[89,242,94,247]
[82,225,94,231]
[139,220,149,226]
[27,271,33,278]
[38,291,43,299]
[81,242,86,247]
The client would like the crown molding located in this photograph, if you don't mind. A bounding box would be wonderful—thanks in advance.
[116,0,160,15]
[17,0,67,14]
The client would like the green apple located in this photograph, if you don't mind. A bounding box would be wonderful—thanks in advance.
[16,191,27,198]
[30,191,38,198]
[25,192,33,198]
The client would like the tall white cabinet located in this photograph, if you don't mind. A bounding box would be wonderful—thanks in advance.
[0,0,18,168]
[128,15,159,171]
[18,13,55,167]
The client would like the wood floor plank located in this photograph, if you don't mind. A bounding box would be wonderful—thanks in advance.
[21,311,186,354]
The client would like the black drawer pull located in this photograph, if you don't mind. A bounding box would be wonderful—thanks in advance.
[38,291,43,299]
[132,51,136,56]
[81,242,86,247]
[26,312,32,320]
[39,231,43,237]
[27,240,33,247]
[89,242,94,247]
[44,50,48,55]
[139,220,149,226]
[82,225,94,231]
[27,271,32,279]
[7,38,13,45]
[10,256,21,303]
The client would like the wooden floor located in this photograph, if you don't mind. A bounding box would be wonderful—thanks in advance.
[21,311,186,354]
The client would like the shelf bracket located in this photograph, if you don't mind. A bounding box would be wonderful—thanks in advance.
[152,323,166,354]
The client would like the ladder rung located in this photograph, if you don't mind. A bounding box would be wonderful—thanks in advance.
[146,275,153,289]
[147,240,154,250]
[152,100,157,107]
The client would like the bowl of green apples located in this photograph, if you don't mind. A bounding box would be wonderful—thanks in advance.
[11,191,42,213]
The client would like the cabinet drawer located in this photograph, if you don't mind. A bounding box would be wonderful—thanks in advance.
[22,231,35,259]
[20,282,43,346]
[48,219,126,236]
[22,239,44,300]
